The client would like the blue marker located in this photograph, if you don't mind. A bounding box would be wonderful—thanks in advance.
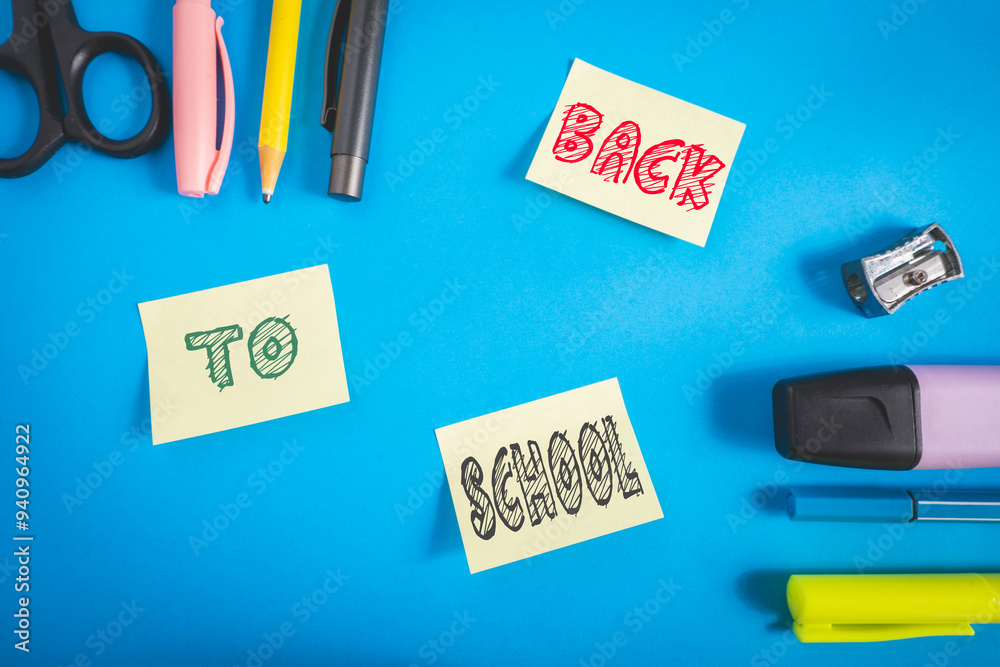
[786,487,1000,523]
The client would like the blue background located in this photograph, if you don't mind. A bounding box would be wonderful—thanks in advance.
[2,0,999,665]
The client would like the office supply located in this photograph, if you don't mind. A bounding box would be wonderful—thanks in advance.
[0,0,169,178]
[435,378,662,573]
[259,0,302,204]
[525,59,745,247]
[321,0,389,199]
[786,487,1000,523]
[173,0,234,197]
[787,573,1000,642]
[773,365,1000,470]
[137,265,349,444]
[842,223,963,317]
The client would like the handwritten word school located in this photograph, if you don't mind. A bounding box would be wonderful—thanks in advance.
[460,415,645,539]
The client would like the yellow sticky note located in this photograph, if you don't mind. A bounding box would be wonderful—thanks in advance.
[138,265,349,445]
[436,378,662,573]
[526,58,746,247]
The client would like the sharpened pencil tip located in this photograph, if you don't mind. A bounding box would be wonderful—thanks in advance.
[263,193,271,204]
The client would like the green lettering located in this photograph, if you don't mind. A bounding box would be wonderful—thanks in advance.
[185,325,243,390]
[248,316,298,379]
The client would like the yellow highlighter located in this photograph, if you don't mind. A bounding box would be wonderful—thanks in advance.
[787,573,1000,642]
[259,0,302,203]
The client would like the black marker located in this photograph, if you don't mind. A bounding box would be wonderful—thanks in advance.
[321,0,389,200]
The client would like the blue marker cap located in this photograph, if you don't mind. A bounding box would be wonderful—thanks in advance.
[786,488,915,523]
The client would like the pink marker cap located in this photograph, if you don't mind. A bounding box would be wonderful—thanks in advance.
[172,0,235,197]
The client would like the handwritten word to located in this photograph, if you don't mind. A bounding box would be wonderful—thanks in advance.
[185,316,298,390]
[138,266,349,444]
[526,59,744,246]
[552,103,725,210]
[436,378,661,573]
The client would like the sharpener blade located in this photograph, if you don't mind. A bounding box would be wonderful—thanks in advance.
[841,224,963,317]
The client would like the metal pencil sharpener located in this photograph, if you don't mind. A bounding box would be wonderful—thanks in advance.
[841,223,963,318]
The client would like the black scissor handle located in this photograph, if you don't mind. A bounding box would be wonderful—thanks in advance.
[0,0,69,178]
[53,26,170,158]
[0,0,170,178]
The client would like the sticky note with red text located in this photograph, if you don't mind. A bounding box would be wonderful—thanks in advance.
[526,59,745,247]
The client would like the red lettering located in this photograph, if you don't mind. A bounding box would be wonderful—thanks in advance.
[670,144,725,210]
[590,121,640,183]
[549,103,728,210]
[552,103,603,163]
[634,140,685,194]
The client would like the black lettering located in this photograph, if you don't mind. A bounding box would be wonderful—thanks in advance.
[578,422,612,506]
[492,447,524,531]
[602,415,643,498]
[547,430,582,515]
[511,440,558,526]
[461,457,495,540]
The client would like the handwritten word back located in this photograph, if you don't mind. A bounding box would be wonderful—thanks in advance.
[527,59,745,247]
[436,379,662,573]
[553,103,725,210]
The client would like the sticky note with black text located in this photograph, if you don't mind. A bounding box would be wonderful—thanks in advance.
[436,378,662,573]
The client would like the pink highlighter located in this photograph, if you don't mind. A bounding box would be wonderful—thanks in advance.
[773,365,1000,470]
[173,0,234,197]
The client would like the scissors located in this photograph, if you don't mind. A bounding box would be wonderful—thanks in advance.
[0,0,169,178]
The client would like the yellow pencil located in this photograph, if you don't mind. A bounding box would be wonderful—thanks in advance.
[259,0,302,204]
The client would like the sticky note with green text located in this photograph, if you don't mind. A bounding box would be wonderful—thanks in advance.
[138,265,349,444]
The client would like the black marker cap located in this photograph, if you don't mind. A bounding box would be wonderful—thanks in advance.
[772,366,922,470]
